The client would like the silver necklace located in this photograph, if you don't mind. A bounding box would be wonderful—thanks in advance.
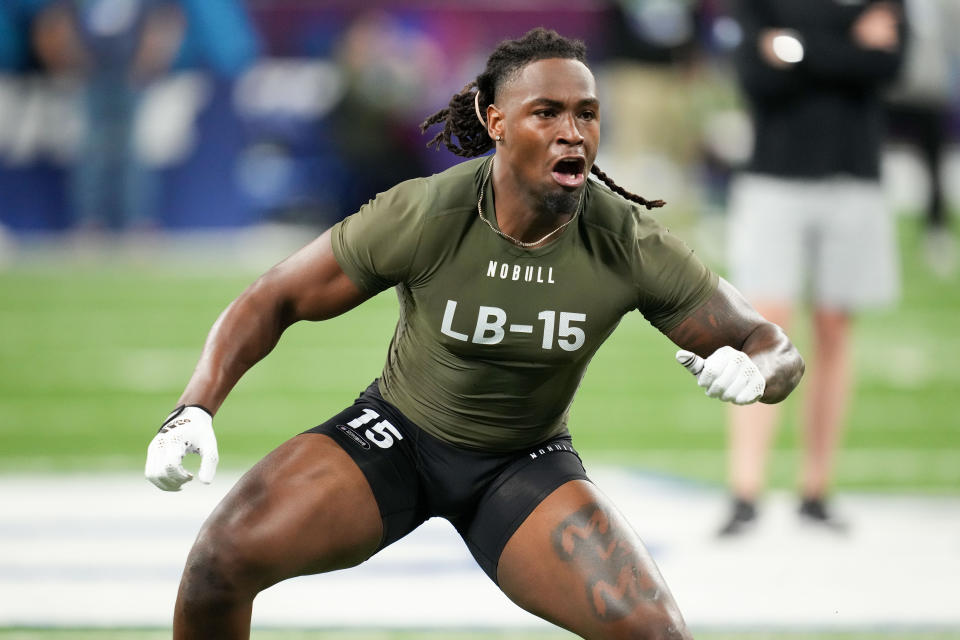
[477,158,581,248]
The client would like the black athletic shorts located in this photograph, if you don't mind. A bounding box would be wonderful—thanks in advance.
[303,380,589,584]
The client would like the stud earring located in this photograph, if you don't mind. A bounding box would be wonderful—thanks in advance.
[495,135,502,142]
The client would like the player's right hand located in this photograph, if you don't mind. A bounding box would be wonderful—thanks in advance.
[145,405,219,491]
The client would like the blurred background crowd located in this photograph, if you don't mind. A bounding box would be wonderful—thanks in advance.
[0,0,956,278]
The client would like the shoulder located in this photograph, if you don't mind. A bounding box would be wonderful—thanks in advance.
[419,156,487,218]
[330,157,486,291]
[582,178,668,245]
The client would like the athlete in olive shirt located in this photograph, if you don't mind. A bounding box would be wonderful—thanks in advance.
[333,154,717,450]
[146,29,804,640]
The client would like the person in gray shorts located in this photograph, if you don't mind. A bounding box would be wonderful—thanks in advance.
[720,0,905,536]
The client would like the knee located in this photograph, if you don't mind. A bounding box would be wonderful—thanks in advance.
[177,526,260,614]
[599,605,691,640]
[624,614,691,640]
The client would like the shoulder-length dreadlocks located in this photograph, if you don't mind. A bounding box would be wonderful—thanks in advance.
[420,27,665,210]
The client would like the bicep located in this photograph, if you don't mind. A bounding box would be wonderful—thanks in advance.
[262,229,373,324]
[664,277,766,356]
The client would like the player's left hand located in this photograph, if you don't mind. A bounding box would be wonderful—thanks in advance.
[145,405,219,491]
[676,346,766,405]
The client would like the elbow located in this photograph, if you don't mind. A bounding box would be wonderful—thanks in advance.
[235,272,297,335]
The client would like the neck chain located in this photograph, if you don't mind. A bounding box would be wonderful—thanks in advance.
[477,158,581,248]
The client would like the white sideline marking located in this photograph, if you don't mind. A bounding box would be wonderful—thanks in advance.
[1,470,958,629]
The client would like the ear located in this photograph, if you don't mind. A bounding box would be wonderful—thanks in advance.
[487,104,505,142]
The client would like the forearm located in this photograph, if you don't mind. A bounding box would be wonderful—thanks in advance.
[799,34,903,86]
[740,322,804,403]
[177,279,291,414]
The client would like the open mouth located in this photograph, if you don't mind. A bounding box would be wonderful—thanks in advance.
[551,157,586,189]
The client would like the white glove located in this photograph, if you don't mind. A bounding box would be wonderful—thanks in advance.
[676,346,766,405]
[145,405,219,491]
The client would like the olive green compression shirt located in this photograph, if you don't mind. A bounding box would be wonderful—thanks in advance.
[331,156,718,451]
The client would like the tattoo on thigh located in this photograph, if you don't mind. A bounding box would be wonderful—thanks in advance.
[552,503,661,621]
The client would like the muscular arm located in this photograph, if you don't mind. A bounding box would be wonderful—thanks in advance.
[666,277,804,403]
[177,229,372,414]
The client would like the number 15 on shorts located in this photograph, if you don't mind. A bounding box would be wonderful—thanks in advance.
[346,408,404,449]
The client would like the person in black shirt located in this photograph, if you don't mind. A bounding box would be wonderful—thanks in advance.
[720,0,905,535]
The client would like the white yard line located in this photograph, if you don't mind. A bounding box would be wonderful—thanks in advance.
[1,469,958,630]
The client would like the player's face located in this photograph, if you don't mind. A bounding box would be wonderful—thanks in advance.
[490,58,599,214]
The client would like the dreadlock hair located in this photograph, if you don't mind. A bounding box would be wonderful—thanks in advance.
[420,27,665,210]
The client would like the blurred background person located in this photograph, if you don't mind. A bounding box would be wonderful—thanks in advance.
[326,11,437,221]
[32,0,185,233]
[884,0,960,278]
[598,0,759,268]
[719,0,906,535]
[0,1,49,70]
[0,0,57,257]
[599,0,705,217]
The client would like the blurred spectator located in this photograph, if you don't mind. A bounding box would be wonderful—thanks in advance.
[0,2,28,70]
[326,11,439,218]
[0,1,52,70]
[173,0,260,79]
[0,1,32,254]
[33,0,185,232]
[600,0,751,225]
[885,0,960,277]
[600,0,704,212]
[720,0,905,535]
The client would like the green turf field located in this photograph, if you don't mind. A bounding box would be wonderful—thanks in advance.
[0,220,957,492]
[1,629,959,640]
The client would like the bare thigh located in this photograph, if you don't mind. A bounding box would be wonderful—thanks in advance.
[187,433,383,593]
[496,480,691,640]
